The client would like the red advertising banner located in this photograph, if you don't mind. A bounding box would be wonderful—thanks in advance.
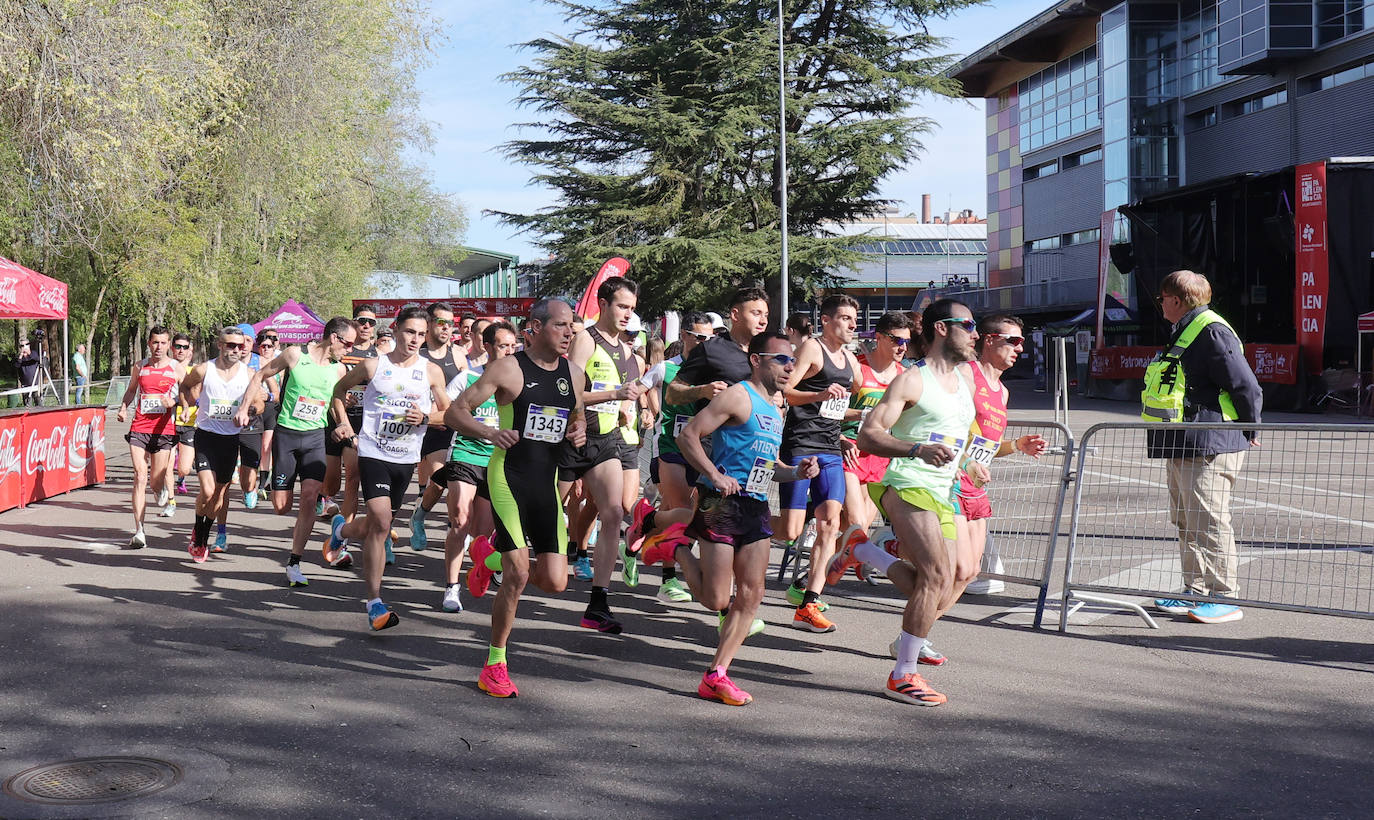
[0,407,107,513]
[0,255,69,320]
[354,298,535,319]
[1089,344,1300,385]
[1295,161,1329,374]
[1359,310,1374,333]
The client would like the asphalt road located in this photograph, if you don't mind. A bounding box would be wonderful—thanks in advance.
[1,390,1371,818]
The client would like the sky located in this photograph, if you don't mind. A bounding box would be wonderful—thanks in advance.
[413,0,1050,263]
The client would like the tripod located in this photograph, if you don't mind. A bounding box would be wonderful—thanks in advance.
[26,336,61,406]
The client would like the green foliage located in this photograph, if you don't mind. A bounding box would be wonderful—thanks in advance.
[498,0,979,316]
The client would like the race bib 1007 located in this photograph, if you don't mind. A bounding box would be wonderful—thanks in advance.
[523,404,569,443]
[377,408,414,442]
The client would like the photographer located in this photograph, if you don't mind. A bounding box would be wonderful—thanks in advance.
[18,338,40,406]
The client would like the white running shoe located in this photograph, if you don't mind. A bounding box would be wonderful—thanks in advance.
[128,530,147,550]
[441,584,463,613]
[155,489,170,508]
[286,564,309,587]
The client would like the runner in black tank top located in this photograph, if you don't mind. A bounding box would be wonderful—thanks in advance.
[782,345,852,458]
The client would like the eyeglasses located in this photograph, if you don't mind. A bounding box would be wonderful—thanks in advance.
[881,332,911,347]
[355,317,377,326]
[1154,294,1175,304]
[173,343,191,350]
[258,340,276,347]
[937,318,978,333]
[684,330,711,341]
[759,353,796,366]
[333,334,356,349]
[987,333,1025,346]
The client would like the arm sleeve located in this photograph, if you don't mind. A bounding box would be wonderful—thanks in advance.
[1205,326,1262,424]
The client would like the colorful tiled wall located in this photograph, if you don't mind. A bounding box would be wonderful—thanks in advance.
[985,89,1023,291]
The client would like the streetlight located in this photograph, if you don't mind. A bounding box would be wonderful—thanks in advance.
[778,0,789,323]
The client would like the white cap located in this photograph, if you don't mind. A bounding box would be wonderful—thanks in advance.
[705,311,725,330]
[625,312,644,334]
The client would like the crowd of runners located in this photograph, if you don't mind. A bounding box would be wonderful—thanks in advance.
[114,279,1047,707]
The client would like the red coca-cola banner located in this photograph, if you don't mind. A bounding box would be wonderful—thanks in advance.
[0,256,68,320]
[1295,161,1328,374]
[353,298,535,319]
[0,407,107,513]
[1089,344,1300,385]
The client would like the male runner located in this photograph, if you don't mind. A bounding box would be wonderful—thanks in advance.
[322,304,379,520]
[179,326,263,562]
[437,320,517,613]
[445,298,586,697]
[837,311,911,539]
[851,298,978,706]
[777,293,862,632]
[414,302,465,499]
[325,306,450,630]
[167,332,197,509]
[558,276,646,634]
[664,286,770,411]
[637,332,817,705]
[117,326,185,549]
[253,327,282,502]
[466,318,493,370]
[237,316,357,586]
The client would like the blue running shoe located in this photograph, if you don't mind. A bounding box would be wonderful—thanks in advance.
[573,555,593,581]
[322,514,347,565]
[315,497,325,517]
[243,489,258,510]
[1187,603,1243,623]
[212,530,228,554]
[1154,598,1193,615]
[367,600,399,631]
[410,507,428,552]
[385,533,395,565]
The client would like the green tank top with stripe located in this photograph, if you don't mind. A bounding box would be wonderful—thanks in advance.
[277,348,341,432]
[880,359,976,500]
[450,369,499,465]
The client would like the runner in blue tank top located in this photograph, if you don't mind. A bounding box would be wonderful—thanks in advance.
[637,332,819,707]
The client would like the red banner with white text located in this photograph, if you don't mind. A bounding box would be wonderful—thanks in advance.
[0,407,107,513]
[1089,344,1299,384]
[353,298,535,320]
[0,413,22,511]
[1295,161,1329,374]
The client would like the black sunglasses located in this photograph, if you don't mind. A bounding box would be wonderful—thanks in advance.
[355,317,377,326]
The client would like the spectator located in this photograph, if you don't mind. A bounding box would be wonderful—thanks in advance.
[18,339,40,406]
[73,342,91,404]
[785,314,813,352]
[1143,270,1262,625]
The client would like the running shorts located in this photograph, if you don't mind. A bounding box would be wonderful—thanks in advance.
[650,452,700,487]
[488,463,566,555]
[235,430,263,470]
[260,400,279,431]
[272,428,327,490]
[842,443,890,485]
[556,432,621,482]
[617,437,640,471]
[956,475,993,521]
[688,488,772,548]
[126,431,177,454]
[357,456,415,512]
[869,482,957,541]
[421,426,454,458]
[778,452,846,510]
[193,429,253,483]
[447,461,487,492]
[176,426,196,447]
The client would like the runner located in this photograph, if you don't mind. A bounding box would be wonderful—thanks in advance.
[638,331,817,705]
[253,327,283,501]
[445,298,585,697]
[437,320,517,613]
[116,326,185,549]
[466,318,492,370]
[777,294,862,632]
[850,298,979,706]
[237,316,357,586]
[232,323,270,516]
[167,332,197,510]
[179,326,264,562]
[408,301,466,550]
[322,306,448,629]
[322,304,379,524]
[558,276,645,634]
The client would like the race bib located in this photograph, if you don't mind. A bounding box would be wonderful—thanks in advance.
[587,380,620,416]
[377,406,415,442]
[965,435,998,468]
[206,397,237,421]
[346,387,366,407]
[475,405,500,429]
[819,392,850,420]
[926,432,966,454]
[523,404,569,443]
[293,396,327,424]
[745,456,775,495]
[672,414,691,439]
[140,394,167,415]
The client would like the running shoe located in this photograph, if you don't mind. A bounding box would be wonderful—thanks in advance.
[467,535,497,598]
[409,507,428,552]
[322,514,347,565]
[212,530,228,554]
[884,672,946,706]
[656,577,693,603]
[367,600,399,631]
[619,539,639,588]
[286,564,309,587]
[319,497,339,518]
[384,533,395,565]
[187,536,209,564]
[785,583,828,612]
[175,478,188,495]
[1187,603,1244,623]
[698,669,752,706]
[127,530,146,550]
[156,489,170,508]
[886,637,948,666]
[243,489,258,510]
[824,526,868,586]
[625,498,654,556]
[478,662,518,698]
[718,612,766,637]
[856,562,881,586]
[580,608,623,634]
[330,546,354,570]
[792,602,836,633]
[640,523,690,566]
[1154,598,1194,615]
[160,498,176,518]
[315,497,325,517]
[441,584,463,613]
[572,555,593,581]
[964,578,1006,595]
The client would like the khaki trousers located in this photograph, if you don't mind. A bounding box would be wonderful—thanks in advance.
[1166,450,1245,597]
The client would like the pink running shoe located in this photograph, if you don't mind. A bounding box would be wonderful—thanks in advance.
[640,522,690,567]
[478,662,519,698]
[698,669,752,706]
[625,498,654,556]
[187,536,209,564]
[467,535,496,598]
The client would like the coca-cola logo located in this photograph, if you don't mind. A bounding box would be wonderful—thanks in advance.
[26,425,69,474]
[0,427,19,478]
[69,412,102,472]
[38,285,66,314]
[0,276,17,306]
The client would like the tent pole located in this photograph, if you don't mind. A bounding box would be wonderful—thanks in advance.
[63,319,70,405]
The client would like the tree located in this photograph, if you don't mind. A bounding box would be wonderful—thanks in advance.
[497,0,979,316]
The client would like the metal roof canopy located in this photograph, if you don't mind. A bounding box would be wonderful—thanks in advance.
[437,246,520,283]
[947,0,1117,97]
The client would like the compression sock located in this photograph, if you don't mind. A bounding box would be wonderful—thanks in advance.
[487,645,507,666]
[287,554,301,566]
[801,590,819,608]
[893,630,926,678]
[663,566,677,581]
[854,540,900,573]
[193,515,212,547]
[589,586,609,611]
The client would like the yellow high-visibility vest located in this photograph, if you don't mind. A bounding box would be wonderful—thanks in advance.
[1141,309,1238,423]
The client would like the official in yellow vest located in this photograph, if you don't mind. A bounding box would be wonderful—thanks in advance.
[1142,270,1262,625]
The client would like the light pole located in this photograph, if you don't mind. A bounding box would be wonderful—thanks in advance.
[778,0,789,323]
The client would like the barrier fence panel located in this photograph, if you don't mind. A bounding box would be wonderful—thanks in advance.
[1060,422,1374,631]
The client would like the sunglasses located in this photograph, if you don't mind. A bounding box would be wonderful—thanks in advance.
[433,319,454,328]
[881,332,911,347]
[223,342,250,351]
[937,318,978,333]
[987,333,1025,346]
[758,353,796,366]
[173,343,191,350]
[334,334,356,349]
[684,330,711,341]
[355,317,377,326]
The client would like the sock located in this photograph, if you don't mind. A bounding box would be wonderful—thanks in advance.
[413,503,427,521]
[642,510,657,532]
[483,549,502,571]
[487,645,507,666]
[366,597,382,610]
[574,544,587,560]
[287,554,301,566]
[193,515,212,547]
[801,590,819,607]
[854,540,900,573]
[589,586,609,611]
[662,566,677,581]
[217,523,227,536]
[893,630,926,678]
[708,664,727,679]
[718,608,729,618]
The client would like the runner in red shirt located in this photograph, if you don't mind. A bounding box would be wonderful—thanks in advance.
[116,326,186,549]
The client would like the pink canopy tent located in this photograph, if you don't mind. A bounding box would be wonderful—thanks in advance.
[0,256,71,403]
[254,299,326,344]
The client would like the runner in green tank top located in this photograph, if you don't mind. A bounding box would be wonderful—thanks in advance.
[238,317,358,586]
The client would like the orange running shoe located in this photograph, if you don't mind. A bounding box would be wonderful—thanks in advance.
[478,662,519,698]
[697,669,752,706]
[884,672,947,706]
[792,602,836,633]
[824,526,868,586]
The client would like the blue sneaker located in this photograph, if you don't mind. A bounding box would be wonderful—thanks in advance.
[212,529,228,554]
[243,489,258,510]
[385,533,395,565]
[573,555,593,581]
[322,514,347,565]
[1154,599,1193,615]
[1187,603,1243,624]
[367,600,399,631]
[315,497,325,517]
[410,507,428,552]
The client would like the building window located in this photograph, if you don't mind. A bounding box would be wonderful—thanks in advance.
[1305,58,1374,92]
[1317,0,1374,45]
[1062,228,1101,246]
[1062,147,1103,168]
[1026,236,1062,252]
[1228,86,1288,116]
[1185,107,1218,129]
[1023,160,1059,181]
[1017,45,1100,154]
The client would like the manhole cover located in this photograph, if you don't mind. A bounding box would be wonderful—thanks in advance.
[3,756,182,806]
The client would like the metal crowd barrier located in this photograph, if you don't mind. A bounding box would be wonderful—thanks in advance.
[1059,422,1374,631]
